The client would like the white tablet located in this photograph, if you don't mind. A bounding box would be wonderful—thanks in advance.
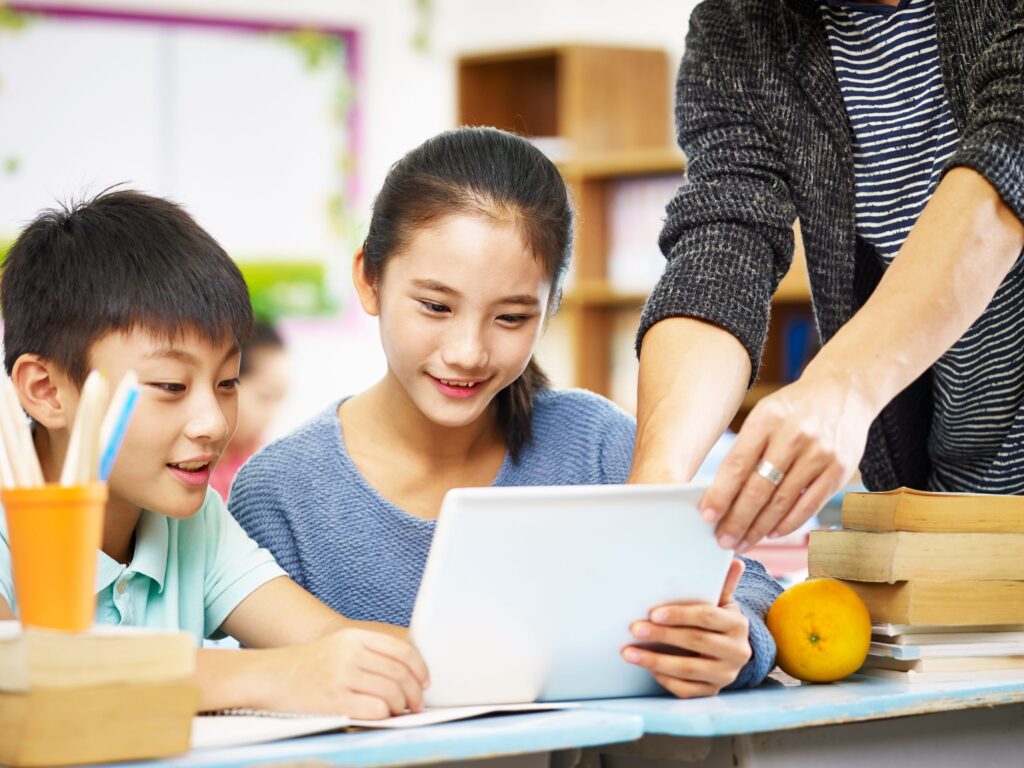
[409,484,732,706]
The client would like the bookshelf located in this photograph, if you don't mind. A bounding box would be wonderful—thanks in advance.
[457,45,813,423]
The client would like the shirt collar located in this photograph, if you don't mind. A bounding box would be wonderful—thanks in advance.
[95,509,169,594]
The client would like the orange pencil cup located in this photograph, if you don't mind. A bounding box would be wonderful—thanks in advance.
[2,483,107,631]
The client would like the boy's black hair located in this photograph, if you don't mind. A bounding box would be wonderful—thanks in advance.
[1,189,254,384]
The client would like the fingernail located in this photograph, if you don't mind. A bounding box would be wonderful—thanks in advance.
[623,648,641,663]
[718,533,737,549]
[632,624,651,639]
[651,608,669,623]
[736,539,750,552]
[768,530,782,539]
[701,507,717,523]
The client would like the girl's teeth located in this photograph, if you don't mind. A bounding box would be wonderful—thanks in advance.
[441,379,476,388]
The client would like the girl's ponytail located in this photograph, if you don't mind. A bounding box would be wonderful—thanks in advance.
[495,358,550,462]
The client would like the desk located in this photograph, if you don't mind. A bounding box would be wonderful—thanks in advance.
[102,709,644,768]
[585,674,1024,767]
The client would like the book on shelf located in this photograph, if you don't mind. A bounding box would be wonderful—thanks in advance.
[0,681,197,767]
[841,487,1024,533]
[808,530,1024,582]
[842,580,1024,626]
[0,621,195,692]
[605,174,681,294]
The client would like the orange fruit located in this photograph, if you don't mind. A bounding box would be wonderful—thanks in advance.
[766,578,871,683]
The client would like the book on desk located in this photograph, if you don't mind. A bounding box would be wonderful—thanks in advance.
[808,489,1024,683]
[0,622,197,767]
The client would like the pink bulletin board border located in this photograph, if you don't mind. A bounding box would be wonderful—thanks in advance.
[6,1,363,203]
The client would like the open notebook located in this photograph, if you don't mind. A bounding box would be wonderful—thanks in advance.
[192,703,576,750]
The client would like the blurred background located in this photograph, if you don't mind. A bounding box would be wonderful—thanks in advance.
[0,0,709,432]
[0,0,823,581]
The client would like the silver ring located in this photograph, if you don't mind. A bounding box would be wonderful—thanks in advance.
[755,459,785,487]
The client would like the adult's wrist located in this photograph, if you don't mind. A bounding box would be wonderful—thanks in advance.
[799,354,889,419]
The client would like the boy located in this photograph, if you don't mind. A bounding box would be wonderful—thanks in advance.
[0,190,427,718]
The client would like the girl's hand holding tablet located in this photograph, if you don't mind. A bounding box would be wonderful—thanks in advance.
[622,558,752,697]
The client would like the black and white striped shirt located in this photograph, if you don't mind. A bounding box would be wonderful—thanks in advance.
[820,0,1024,492]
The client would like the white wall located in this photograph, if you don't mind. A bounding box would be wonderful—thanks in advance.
[14,0,697,211]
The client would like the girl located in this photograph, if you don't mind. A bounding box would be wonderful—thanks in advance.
[230,127,782,698]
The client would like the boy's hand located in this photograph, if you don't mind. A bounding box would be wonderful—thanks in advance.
[622,558,751,698]
[258,628,429,718]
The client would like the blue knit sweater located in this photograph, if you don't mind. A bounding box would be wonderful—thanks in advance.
[229,388,781,689]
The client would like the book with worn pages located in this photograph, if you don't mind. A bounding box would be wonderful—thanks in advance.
[858,654,1024,683]
[841,487,1024,533]
[808,530,1024,582]
[841,580,1024,626]
[0,621,195,692]
[0,682,197,767]
[0,622,197,766]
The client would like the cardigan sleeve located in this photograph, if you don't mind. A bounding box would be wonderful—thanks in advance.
[945,1,1024,223]
[637,3,798,384]
[726,555,783,690]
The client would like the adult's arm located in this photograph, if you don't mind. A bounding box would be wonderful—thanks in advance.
[631,3,798,485]
[706,2,1024,550]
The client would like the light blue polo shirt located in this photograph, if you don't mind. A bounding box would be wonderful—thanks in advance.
[0,488,285,641]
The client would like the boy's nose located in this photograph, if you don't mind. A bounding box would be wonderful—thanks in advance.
[185,399,232,443]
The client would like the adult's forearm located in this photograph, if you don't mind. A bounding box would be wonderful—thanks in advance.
[805,167,1024,412]
[631,317,751,483]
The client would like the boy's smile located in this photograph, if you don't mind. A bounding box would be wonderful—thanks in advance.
[80,328,241,536]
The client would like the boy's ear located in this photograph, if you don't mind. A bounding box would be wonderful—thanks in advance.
[352,248,380,317]
[10,354,76,430]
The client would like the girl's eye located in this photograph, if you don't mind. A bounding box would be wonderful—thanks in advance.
[498,314,529,326]
[219,378,241,391]
[150,382,186,394]
[419,300,450,314]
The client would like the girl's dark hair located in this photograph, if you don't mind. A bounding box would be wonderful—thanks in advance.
[362,127,574,462]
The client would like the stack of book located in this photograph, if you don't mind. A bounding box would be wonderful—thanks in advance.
[808,488,1024,683]
[0,622,198,766]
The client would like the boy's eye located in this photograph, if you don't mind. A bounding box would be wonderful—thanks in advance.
[219,377,241,391]
[149,382,186,394]
[419,300,450,315]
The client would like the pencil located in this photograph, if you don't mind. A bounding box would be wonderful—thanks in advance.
[60,370,108,487]
[0,376,43,487]
[98,370,140,482]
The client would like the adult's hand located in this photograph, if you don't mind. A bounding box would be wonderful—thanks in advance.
[700,371,874,551]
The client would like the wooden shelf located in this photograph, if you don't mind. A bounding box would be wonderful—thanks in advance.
[459,45,815,415]
[561,283,648,308]
[558,147,686,179]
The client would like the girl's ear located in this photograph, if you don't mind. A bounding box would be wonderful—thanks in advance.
[10,354,77,430]
[352,248,381,317]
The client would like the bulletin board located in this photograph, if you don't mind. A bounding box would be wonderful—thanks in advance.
[0,3,362,317]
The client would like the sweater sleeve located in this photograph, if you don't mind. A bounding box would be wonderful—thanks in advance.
[725,554,782,690]
[637,3,798,384]
[945,1,1024,223]
[228,452,305,588]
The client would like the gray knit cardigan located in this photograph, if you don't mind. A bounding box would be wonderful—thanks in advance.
[639,0,1024,491]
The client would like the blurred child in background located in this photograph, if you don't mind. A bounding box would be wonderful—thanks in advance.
[211,320,289,498]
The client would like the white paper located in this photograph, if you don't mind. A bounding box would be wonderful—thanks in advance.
[349,702,577,729]
[191,713,352,750]
[190,702,577,749]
